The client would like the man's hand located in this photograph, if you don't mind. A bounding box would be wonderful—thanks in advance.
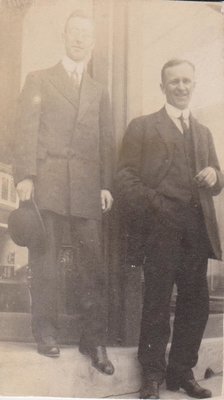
[194,167,217,188]
[16,178,34,201]
[101,189,113,213]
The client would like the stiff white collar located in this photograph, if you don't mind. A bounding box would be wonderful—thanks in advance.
[62,55,85,76]
[165,103,190,121]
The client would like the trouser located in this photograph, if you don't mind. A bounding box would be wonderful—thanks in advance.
[138,205,210,383]
[29,210,107,346]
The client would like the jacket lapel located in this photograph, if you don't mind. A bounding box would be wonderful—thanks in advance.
[77,71,98,122]
[190,115,200,173]
[47,62,79,108]
[47,65,98,117]
[155,107,176,158]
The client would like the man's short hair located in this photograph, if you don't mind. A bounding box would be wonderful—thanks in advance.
[161,59,195,84]
[64,9,94,33]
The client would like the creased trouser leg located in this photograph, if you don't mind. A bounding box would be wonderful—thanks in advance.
[71,218,107,346]
[29,211,63,343]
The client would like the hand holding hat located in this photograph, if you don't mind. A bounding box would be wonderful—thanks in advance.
[16,178,34,202]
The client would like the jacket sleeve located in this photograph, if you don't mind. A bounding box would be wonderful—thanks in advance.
[99,87,114,191]
[207,129,224,196]
[12,72,41,186]
[115,118,157,214]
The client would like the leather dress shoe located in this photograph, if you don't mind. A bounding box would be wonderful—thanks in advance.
[79,343,114,375]
[37,337,60,358]
[166,374,212,398]
[140,375,160,399]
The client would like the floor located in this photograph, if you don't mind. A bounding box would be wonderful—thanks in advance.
[110,375,223,399]
[0,341,222,399]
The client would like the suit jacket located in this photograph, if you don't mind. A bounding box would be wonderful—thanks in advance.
[116,107,224,262]
[13,62,113,220]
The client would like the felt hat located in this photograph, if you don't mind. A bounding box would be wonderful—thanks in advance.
[8,200,46,251]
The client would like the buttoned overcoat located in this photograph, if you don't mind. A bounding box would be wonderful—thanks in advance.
[13,63,113,220]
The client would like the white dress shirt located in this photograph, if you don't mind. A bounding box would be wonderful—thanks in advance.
[62,55,84,85]
[165,103,190,134]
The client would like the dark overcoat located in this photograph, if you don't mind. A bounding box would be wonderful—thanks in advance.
[116,107,224,262]
[13,62,113,220]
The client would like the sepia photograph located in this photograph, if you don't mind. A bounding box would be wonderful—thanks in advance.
[0,0,223,399]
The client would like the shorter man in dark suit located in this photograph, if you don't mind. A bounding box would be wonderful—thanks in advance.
[12,10,114,375]
[116,59,224,398]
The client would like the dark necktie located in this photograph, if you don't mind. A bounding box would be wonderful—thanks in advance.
[179,113,189,135]
[70,68,80,89]
[179,113,197,181]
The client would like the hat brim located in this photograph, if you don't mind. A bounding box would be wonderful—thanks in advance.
[8,199,47,251]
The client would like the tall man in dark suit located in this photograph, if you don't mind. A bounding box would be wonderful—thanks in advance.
[12,10,114,375]
[116,59,223,398]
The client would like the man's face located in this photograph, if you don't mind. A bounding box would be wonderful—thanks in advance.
[63,16,94,62]
[161,63,195,110]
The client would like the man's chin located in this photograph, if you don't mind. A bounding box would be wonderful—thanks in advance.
[69,51,85,62]
[174,100,189,110]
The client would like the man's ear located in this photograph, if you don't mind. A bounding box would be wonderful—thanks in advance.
[160,82,165,94]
